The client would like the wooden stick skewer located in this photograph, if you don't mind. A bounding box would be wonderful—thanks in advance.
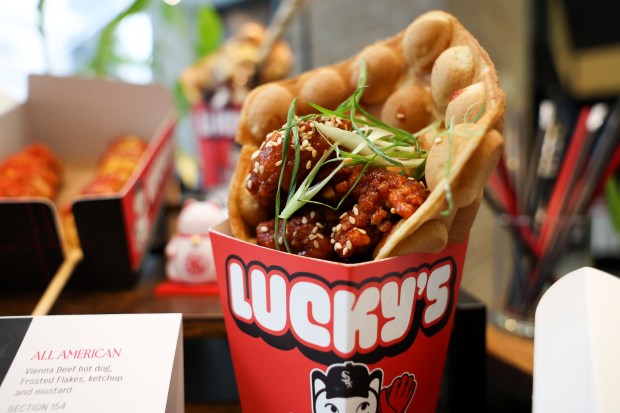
[254,0,307,83]
[31,248,83,316]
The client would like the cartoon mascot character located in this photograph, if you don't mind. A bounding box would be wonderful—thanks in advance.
[311,362,416,413]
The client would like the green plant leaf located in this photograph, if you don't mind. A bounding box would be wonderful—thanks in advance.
[605,176,620,235]
[86,0,152,78]
[196,6,224,58]
[173,81,191,118]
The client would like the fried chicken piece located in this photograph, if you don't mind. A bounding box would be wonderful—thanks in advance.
[245,118,351,209]
[331,168,428,259]
[256,209,337,260]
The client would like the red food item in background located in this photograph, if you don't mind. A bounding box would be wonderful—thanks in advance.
[100,135,148,161]
[80,174,127,195]
[24,143,63,176]
[64,134,148,249]
[0,143,63,200]
[81,134,148,196]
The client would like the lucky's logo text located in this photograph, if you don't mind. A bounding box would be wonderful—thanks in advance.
[223,256,457,364]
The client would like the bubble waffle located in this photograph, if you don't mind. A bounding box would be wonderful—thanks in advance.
[229,10,505,260]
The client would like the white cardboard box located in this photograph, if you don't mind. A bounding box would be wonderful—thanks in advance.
[0,75,177,290]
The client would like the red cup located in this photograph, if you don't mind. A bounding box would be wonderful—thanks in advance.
[211,221,468,413]
[191,102,240,190]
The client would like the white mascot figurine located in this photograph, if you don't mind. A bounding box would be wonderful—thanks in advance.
[165,199,227,284]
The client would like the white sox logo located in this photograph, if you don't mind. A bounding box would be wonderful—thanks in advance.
[342,371,353,389]
[224,256,457,364]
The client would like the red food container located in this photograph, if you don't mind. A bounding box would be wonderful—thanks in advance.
[211,221,467,413]
[191,102,240,190]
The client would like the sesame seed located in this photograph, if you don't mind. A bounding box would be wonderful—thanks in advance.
[343,247,349,255]
[247,180,253,189]
[348,216,356,224]
[302,217,308,225]
[259,165,265,174]
[316,222,324,228]
[317,234,324,239]
[396,112,405,120]
[266,131,275,139]
[346,240,353,250]
[313,241,319,248]
[312,226,318,234]
[331,239,336,244]
[353,206,359,215]
[312,149,317,157]
[309,234,316,240]
[277,137,283,145]
[306,160,312,170]
[254,161,260,171]
[339,212,347,219]
[336,224,342,232]
[260,226,269,233]
[358,228,367,234]
[302,139,309,147]
[278,236,284,245]
[334,242,342,250]
[251,150,260,160]
[332,226,338,232]
[310,211,316,219]
[434,137,442,144]
[390,208,396,214]
[275,160,283,167]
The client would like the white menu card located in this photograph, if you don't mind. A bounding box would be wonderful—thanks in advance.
[0,313,184,413]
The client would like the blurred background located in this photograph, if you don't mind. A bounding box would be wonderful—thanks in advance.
[0,0,531,163]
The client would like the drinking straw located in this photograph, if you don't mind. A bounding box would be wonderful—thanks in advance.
[486,155,539,256]
[529,119,567,232]
[527,98,620,305]
[536,105,597,254]
[522,100,556,216]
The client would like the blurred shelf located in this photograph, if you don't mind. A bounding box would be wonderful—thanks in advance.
[487,324,534,376]
[486,324,534,409]
[0,252,228,338]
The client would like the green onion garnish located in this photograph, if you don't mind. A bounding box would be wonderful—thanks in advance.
[440,116,455,216]
[274,97,298,251]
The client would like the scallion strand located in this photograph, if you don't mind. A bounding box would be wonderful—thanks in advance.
[274,97,298,251]
[440,116,455,216]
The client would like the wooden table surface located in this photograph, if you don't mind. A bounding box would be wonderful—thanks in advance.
[0,253,228,335]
